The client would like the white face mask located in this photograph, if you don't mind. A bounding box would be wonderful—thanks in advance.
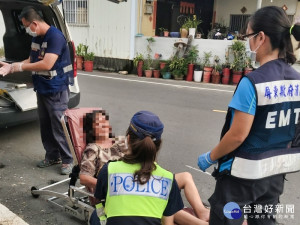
[25,25,37,37]
[245,33,261,62]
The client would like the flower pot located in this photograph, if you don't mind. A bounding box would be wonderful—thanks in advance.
[222,76,230,85]
[174,75,184,80]
[222,68,230,76]
[232,71,243,84]
[170,32,180,38]
[189,28,196,38]
[145,70,153,78]
[193,70,203,82]
[180,28,188,38]
[160,62,166,70]
[164,31,169,37]
[203,66,213,72]
[84,60,93,72]
[211,73,221,84]
[162,72,171,79]
[76,56,83,70]
[137,61,143,77]
[186,64,194,81]
[244,68,253,75]
[153,70,160,78]
[203,71,212,83]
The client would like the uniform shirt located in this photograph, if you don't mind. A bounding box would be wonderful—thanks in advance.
[95,163,184,225]
[228,77,257,123]
[31,26,72,94]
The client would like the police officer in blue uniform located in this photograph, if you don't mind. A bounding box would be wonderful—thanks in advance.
[198,6,300,225]
[0,6,73,175]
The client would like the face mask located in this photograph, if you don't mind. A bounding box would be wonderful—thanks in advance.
[25,25,37,37]
[245,33,261,62]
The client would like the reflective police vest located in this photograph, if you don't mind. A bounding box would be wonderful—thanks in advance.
[99,161,174,222]
[30,26,73,95]
[218,59,300,179]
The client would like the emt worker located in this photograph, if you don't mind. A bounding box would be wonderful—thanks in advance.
[89,111,184,225]
[0,6,73,175]
[197,6,300,225]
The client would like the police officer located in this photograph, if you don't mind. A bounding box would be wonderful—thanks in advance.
[89,111,184,225]
[0,6,73,175]
[198,6,300,225]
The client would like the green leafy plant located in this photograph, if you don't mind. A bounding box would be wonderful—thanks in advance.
[159,27,167,32]
[152,59,160,70]
[169,56,188,78]
[230,40,246,71]
[161,61,170,74]
[143,37,156,70]
[133,53,144,68]
[84,52,95,61]
[186,45,199,64]
[203,51,212,67]
[76,43,88,57]
[182,15,202,29]
[213,55,222,72]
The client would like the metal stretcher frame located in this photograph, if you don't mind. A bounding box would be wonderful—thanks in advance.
[30,108,102,223]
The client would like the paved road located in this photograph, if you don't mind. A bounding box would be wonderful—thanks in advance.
[0,71,299,225]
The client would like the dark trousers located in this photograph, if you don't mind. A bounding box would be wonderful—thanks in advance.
[37,89,73,164]
[208,174,285,225]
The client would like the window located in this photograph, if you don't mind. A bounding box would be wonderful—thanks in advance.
[230,14,294,34]
[229,14,250,34]
[64,0,88,25]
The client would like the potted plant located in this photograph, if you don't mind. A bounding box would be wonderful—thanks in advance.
[222,49,231,84]
[159,27,168,37]
[133,53,144,77]
[159,60,167,70]
[203,51,213,83]
[193,58,203,82]
[83,51,95,72]
[169,56,187,80]
[152,59,160,78]
[244,57,253,75]
[185,45,199,81]
[230,40,246,84]
[76,43,87,70]
[161,62,171,79]
[211,56,222,84]
[143,37,155,78]
[164,29,169,37]
[181,15,202,38]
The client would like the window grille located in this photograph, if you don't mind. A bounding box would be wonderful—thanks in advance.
[63,0,88,25]
[229,14,250,34]
[230,14,294,34]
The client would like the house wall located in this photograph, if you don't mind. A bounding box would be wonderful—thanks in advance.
[0,11,4,49]
[68,0,132,60]
[140,0,156,37]
[214,0,298,26]
[135,36,233,65]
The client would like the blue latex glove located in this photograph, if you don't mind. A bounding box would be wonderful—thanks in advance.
[197,151,217,172]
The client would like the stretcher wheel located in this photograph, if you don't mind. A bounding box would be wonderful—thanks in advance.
[31,186,40,198]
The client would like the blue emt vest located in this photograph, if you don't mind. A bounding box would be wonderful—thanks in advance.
[217,59,300,179]
[30,26,73,95]
[102,161,173,224]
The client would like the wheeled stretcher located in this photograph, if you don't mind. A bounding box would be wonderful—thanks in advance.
[31,108,102,223]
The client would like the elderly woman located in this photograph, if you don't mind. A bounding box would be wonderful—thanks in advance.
[79,110,209,225]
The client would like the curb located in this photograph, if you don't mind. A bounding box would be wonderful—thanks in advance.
[0,204,29,225]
